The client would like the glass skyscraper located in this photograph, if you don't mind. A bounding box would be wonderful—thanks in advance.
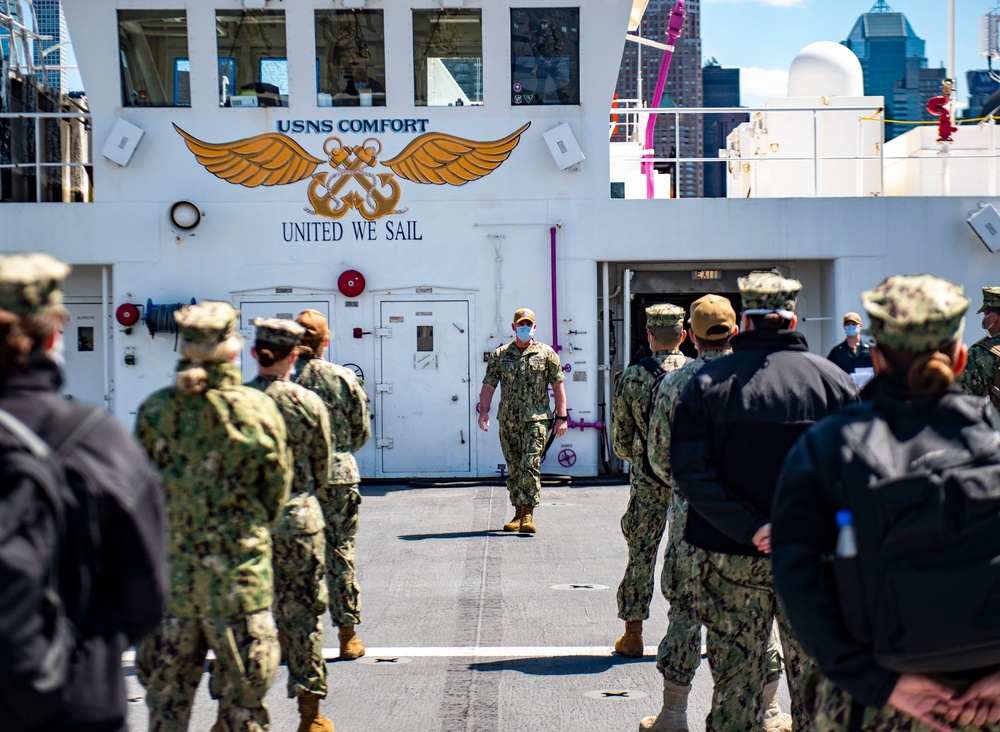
[0,1,66,92]
[842,1,945,141]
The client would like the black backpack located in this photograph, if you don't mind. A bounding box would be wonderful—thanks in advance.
[832,410,1000,674]
[0,404,104,727]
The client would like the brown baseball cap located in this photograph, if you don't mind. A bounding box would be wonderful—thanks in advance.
[689,294,737,340]
[843,311,862,325]
[513,307,535,325]
[295,309,330,339]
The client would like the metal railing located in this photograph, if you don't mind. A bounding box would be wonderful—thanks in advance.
[610,101,1000,198]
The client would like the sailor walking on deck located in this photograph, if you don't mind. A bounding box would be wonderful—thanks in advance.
[610,303,690,658]
[246,318,335,732]
[293,309,372,661]
[478,307,568,534]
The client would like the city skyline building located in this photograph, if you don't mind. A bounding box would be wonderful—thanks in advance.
[0,1,67,92]
[842,0,944,142]
[701,60,745,199]
[965,69,1000,120]
[34,0,66,91]
[615,0,703,198]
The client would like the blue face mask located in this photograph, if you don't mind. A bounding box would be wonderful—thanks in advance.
[844,325,860,337]
[516,325,534,342]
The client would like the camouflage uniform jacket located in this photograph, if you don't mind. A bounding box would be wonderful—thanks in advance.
[647,349,731,487]
[958,332,1000,397]
[246,375,330,535]
[293,357,371,485]
[611,349,689,464]
[483,339,565,422]
[135,361,290,618]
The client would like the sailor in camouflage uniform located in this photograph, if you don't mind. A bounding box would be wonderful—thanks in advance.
[640,295,790,732]
[773,275,1000,732]
[245,318,333,732]
[957,286,1000,404]
[135,301,289,732]
[671,273,858,732]
[478,307,568,533]
[610,303,690,658]
[293,309,372,660]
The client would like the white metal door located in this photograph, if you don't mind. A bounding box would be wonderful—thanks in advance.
[237,299,332,379]
[377,299,472,475]
[62,303,106,405]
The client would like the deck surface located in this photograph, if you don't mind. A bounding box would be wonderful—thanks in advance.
[124,481,790,731]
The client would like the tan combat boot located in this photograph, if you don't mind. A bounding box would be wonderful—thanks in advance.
[338,625,366,660]
[502,505,524,531]
[639,680,691,731]
[297,692,335,732]
[518,505,536,533]
[762,679,792,732]
[614,620,644,658]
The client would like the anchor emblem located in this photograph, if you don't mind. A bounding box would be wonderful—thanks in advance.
[173,122,531,221]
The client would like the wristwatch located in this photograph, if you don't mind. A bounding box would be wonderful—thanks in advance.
[554,415,568,421]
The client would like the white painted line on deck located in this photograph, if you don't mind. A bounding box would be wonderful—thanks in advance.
[121,645,661,666]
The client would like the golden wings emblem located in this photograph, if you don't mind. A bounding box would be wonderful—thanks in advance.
[173,122,531,221]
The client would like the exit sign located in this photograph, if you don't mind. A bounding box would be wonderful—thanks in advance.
[693,270,721,280]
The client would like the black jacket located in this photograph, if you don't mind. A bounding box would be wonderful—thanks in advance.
[826,339,873,374]
[670,329,858,556]
[772,378,1000,708]
[0,356,166,731]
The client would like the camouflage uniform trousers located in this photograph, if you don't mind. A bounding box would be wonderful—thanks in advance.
[813,676,1000,732]
[655,493,785,687]
[617,466,669,621]
[498,417,548,506]
[273,528,329,698]
[136,610,280,732]
[319,482,362,627]
[697,552,816,732]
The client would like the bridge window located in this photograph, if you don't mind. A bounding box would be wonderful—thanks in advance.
[413,9,483,107]
[510,8,580,106]
[216,9,288,108]
[315,10,386,107]
[118,10,189,107]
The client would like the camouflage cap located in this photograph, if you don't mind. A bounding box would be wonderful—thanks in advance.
[975,286,1000,314]
[513,307,536,325]
[646,303,685,328]
[0,252,70,316]
[862,274,969,352]
[689,294,737,340]
[252,317,304,348]
[738,271,802,312]
[174,301,239,344]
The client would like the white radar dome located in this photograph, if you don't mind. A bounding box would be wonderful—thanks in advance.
[787,41,864,97]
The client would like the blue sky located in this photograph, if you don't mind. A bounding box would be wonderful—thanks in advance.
[701,0,989,109]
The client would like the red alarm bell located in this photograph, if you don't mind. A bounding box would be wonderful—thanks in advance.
[116,303,141,327]
[338,269,366,298]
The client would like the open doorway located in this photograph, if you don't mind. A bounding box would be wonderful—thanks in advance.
[627,291,742,365]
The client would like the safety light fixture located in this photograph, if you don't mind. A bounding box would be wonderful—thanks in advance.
[170,201,203,231]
